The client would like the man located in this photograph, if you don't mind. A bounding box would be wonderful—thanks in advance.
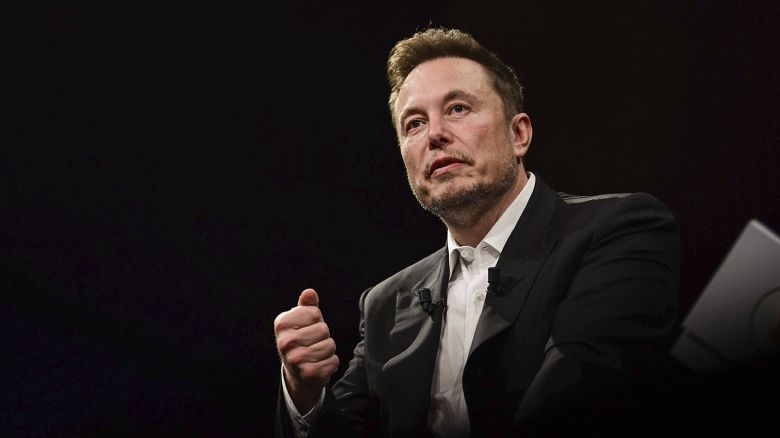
[274,28,679,437]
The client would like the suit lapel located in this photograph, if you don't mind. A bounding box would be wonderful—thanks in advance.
[378,177,563,431]
[469,177,561,357]
[382,248,448,434]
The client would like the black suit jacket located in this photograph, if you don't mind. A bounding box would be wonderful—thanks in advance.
[277,176,680,437]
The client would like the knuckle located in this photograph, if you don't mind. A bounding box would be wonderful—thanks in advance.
[286,349,304,367]
[324,338,337,355]
[321,360,337,379]
[273,313,288,334]
[315,322,330,339]
[274,312,295,336]
[276,334,297,353]
[304,306,323,322]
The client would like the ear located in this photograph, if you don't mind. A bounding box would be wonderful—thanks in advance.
[510,113,533,162]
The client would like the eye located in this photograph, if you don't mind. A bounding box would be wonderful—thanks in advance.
[405,119,425,133]
[450,104,469,115]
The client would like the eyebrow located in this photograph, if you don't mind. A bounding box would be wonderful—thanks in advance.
[443,89,478,103]
[398,89,479,127]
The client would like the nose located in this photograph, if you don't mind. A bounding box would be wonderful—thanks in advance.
[427,115,452,149]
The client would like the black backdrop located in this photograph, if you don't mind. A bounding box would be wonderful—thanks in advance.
[3,1,778,435]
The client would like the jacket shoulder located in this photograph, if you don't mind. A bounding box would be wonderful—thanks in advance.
[546,190,678,246]
[360,247,446,308]
[558,192,633,204]
[556,191,675,219]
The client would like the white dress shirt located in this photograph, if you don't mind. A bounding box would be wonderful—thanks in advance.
[280,365,325,437]
[284,174,537,438]
[428,173,535,437]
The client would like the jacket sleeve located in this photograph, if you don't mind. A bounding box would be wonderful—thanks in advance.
[514,193,681,426]
[274,288,379,438]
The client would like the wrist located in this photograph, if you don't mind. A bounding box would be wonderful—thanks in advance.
[283,365,324,414]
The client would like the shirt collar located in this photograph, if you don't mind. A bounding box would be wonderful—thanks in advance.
[446,172,536,277]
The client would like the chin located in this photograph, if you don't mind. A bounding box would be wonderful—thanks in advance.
[427,185,480,209]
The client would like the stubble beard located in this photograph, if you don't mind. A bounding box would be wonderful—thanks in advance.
[409,156,520,228]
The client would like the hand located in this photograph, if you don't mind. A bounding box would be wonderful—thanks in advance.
[274,288,339,413]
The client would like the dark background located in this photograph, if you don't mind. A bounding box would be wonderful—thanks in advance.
[3,1,778,435]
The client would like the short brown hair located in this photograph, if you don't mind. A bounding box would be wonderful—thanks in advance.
[387,28,524,125]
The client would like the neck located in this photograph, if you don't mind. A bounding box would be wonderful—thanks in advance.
[446,172,528,247]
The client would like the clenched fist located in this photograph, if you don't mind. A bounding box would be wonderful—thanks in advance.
[274,288,339,413]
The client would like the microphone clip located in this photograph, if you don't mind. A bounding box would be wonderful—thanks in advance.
[417,288,445,316]
[486,267,504,296]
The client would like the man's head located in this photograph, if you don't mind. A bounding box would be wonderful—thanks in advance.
[387,28,532,229]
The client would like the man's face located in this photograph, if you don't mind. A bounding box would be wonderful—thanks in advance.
[394,57,527,222]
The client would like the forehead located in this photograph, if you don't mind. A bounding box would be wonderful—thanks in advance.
[395,57,496,113]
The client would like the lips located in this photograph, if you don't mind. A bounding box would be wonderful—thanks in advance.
[428,156,466,177]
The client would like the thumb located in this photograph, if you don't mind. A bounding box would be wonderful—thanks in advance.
[297,288,319,307]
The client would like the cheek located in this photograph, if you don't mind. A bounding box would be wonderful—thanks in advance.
[400,148,421,176]
[476,123,513,157]
[456,120,492,149]
[475,121,501,142]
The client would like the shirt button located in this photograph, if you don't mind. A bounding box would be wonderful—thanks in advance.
[475,291,486,301]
